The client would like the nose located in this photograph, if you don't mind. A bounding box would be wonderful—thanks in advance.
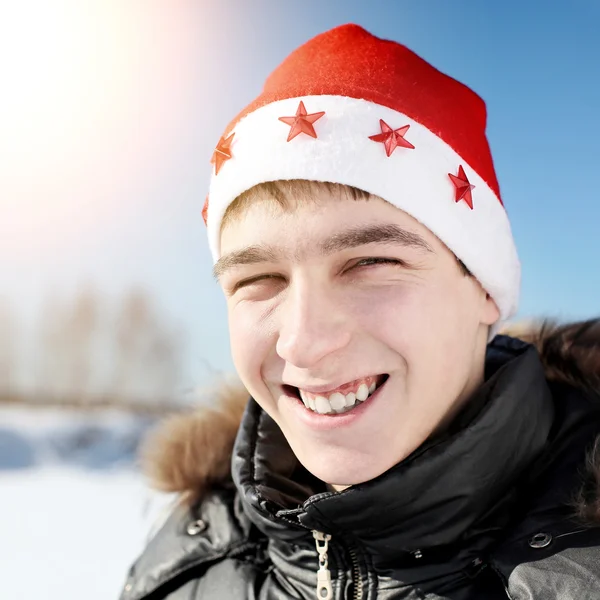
[275,279,351,369]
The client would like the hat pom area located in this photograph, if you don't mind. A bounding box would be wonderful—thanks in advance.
[204,24,521,323]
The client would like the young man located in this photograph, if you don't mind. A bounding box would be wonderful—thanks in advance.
[120,25,600,600]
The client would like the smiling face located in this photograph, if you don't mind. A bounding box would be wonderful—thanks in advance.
[217,182,500,489]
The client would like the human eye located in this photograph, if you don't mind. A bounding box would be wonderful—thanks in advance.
[227,273,286,296]
[353,257,403,268]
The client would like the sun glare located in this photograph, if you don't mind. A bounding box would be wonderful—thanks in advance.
[2,1,124,182]
[1,0,195,255]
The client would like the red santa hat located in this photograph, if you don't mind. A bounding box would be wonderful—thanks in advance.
[204,24,520,323]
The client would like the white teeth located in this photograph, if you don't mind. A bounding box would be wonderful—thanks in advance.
[328,392,346,412]
[356,383,369,401]
[297,378,384,414]
[315,396,332,414]
[299,389,309,407]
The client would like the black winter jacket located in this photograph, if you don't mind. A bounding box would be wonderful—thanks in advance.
[121,321,600,600]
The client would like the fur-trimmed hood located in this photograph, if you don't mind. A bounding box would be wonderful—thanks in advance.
[140,319,600,521]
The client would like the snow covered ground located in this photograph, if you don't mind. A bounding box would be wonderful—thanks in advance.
[0,406,174,600]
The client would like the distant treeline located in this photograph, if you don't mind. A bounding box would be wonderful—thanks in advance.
[0,288,185,413]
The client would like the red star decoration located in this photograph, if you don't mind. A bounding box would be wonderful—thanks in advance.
[211,132,235,175]
[449,165,476,210]
[202,195,209,225]
[278,101,325,142]
[369,119,415,156]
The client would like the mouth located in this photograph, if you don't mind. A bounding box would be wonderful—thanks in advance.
[283,374,389,416]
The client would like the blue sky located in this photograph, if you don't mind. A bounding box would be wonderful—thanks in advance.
[4,0,599,389]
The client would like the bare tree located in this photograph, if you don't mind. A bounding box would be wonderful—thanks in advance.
[0,300,18,398]
[36,295,67,401]
[63,288,101,404]
[141,321,183,405]
[111,289,183,406]
[112,289,151,402]
[35,291,101,403]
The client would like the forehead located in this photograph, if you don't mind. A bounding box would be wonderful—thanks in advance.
[221,187,434,245]
[215,192,442,279]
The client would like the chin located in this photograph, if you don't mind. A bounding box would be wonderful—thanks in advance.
[295,444,398,489]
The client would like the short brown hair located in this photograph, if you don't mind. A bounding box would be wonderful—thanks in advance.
[220,180,371,232]
[221,179,471,277]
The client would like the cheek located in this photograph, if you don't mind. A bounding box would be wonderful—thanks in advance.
[394,283,482,391]
[358,282,478,378]
[351,284,430,342]
[228,303,277,393]
[368,278,479,335]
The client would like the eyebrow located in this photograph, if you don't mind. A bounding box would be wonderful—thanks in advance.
[213,223,433,280]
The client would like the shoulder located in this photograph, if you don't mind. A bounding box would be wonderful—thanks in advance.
[499,318,600,525]
[119,487,266,600]
[139,381,250,504]
[119,381,264,599]
[492,319,600,598]
[491,524,600,600]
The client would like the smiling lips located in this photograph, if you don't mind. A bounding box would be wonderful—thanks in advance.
[296,375,386,415]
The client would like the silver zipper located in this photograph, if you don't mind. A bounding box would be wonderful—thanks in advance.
[313,530,333,600]
[348,546,363,600]
[312,531,364,600]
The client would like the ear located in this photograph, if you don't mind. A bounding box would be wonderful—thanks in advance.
[481,292,501,326]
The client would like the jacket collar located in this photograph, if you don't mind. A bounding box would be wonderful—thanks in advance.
[232,339,556,563]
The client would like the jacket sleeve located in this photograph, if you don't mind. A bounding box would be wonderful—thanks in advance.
[147,558,263,600]
[492,527,600,600]
[119,489,267,600]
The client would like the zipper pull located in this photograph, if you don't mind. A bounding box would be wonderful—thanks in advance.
[313,530,333,600]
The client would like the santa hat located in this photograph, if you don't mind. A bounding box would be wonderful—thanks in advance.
[203,24,520,323]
